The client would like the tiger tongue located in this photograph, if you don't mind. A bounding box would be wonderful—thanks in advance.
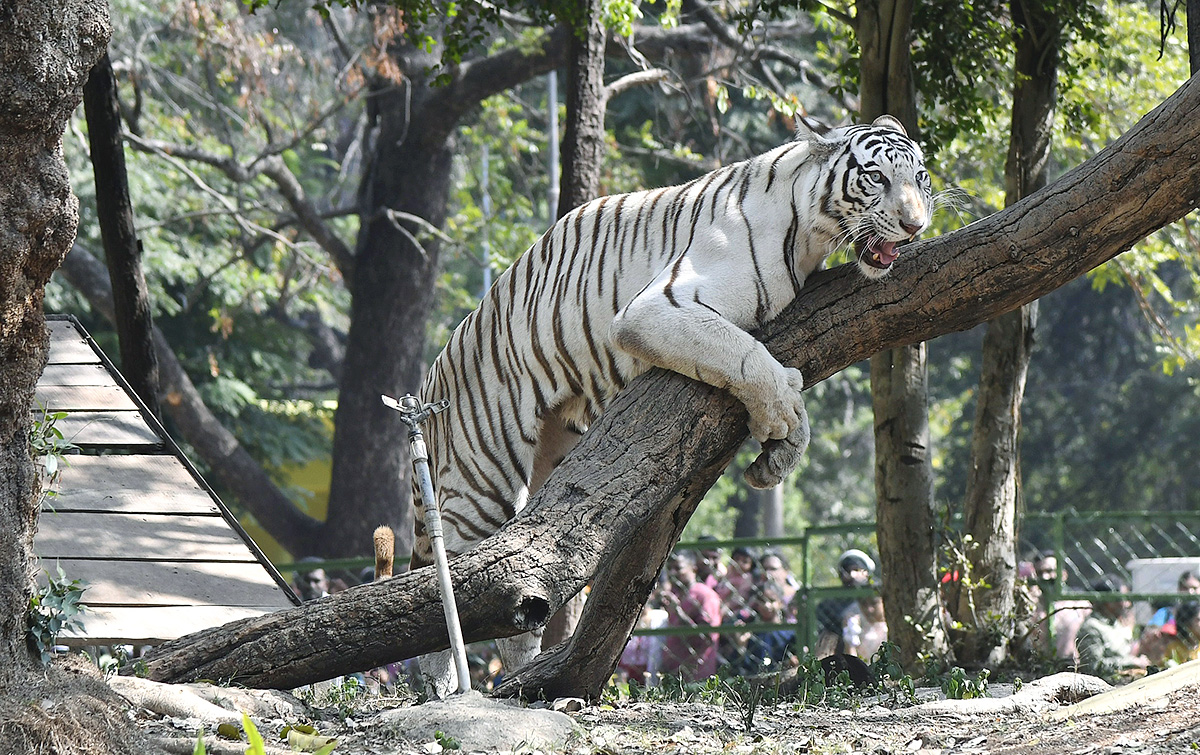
[870,239,899,266]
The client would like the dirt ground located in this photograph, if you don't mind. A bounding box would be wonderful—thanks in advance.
[5,658,1199,754]
[316,679,1200,755]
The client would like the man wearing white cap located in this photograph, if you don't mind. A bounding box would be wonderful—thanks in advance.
[814,549,877,657]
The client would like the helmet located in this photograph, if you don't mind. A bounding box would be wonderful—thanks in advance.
[837,549,876,576]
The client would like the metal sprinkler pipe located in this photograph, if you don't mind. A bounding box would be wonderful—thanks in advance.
[382,393,472,694]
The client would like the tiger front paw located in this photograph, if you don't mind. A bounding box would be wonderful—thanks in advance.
[744,419,810,489]
[742,367,807,442]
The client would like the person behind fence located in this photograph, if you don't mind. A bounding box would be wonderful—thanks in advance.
[727,546,758,603]
[759,550,800,620]
[1075,573,1150,676]
[293,557,330,601]
[1018,551,1055,655]
[737,580,798,674]
[1160,600,1200,666]
[659,550,723,682]
[1138,570,1200,664]
[814,549,876,657]
[715,546,760,667]
[843,591,888,660]
[1147,570,1200,632]
[617,598,669,686]
[696,535,742,611]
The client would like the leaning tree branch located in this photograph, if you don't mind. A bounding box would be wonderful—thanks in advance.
[134,72,1200,692]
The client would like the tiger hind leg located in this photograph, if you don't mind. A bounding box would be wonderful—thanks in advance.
[496,628,545,683]
[743,409,810,489]
[418,650,460,699]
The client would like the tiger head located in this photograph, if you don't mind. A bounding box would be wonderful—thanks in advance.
[822,115,933,279]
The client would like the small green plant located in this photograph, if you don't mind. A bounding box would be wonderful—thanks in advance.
[435,730,462,750]
[28,566,86,665]
[721,674,778,734]
[30,403,77,507]
[242,714,267,755]
[789,654,839,708]
[941,666,989,700]
[869,642,918,705]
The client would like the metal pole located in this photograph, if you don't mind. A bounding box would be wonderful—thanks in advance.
[481,142,492,294]
[547,70,560,220]
[381,393,472,694]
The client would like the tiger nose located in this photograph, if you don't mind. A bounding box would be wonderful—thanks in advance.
[900,219,923,235]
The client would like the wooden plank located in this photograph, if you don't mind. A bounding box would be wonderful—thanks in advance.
[39,363,117,387]
[35,559,293,608]
[54,411,161,449]
[35,385,138,412]
[48,455,218,514]
[46,321,99,364]
[44,488,217,515]
[57,605,289,646]
[36,512,261,561]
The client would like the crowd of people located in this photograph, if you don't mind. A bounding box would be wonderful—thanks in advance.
[291,544,1199,692]
[1021,552,1200,678]
[615,542,886,686]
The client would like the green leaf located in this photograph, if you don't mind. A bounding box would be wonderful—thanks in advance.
[715,85,730,115]
[243,713,266,755]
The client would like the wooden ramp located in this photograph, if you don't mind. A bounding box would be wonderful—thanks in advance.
[34,315,299,646]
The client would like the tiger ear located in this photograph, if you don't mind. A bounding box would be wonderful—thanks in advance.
[794,113,830,141]
[871,114,907,135]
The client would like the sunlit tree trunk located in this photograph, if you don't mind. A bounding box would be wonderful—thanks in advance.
[858,0,951,670]
[83,51,160,419]
[0,0,108,684]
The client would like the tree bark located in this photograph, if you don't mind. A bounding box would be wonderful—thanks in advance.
[858,0,950,670]
[956,0,1058,666]
[556,2,607,218]
[83,51,161,419]
[0,0,108,684]
[1189,0,1199,75]
[135,73,1200,691]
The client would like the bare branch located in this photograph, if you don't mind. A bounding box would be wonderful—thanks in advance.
[125,133,357,283]
[603,68,671,101]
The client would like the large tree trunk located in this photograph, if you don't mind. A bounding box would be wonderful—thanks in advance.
[322,72,446,561]
[135,74,1200,691]
[858,0,951,670]
[1190,0,1199,75]
[322,31,568,560]
[0,0,108,682]
[556,2,606,218]
[955,0,1058,666]
[82,51,161,419]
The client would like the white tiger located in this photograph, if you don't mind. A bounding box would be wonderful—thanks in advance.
[411,114,933,696]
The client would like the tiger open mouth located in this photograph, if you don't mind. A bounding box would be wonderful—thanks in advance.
[856,236,899,270]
